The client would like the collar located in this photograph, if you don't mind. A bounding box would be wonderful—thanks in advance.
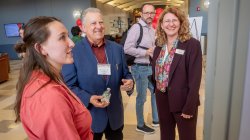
[86,37,106,48]
[138,19,151,28]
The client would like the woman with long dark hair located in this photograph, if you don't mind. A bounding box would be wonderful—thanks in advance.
[14,16,93,140]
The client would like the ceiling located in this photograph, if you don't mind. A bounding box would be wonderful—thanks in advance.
[96,0,188,12]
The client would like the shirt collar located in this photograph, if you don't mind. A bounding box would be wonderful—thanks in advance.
[86,37,106,48]
[139,19,150,27]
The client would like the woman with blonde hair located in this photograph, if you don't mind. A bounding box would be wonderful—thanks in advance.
[151,7,202,140]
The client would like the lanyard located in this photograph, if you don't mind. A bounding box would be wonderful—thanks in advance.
[94,48,109,64]
[94,48,110,86]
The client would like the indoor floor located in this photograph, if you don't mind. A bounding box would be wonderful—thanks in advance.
[0,59,205,140]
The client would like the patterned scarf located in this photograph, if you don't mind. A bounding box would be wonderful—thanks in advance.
[155,40,178,93]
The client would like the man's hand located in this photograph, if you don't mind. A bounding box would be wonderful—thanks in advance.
[120,79,134,91]
[146,47,154,57]
[90,95,109,108]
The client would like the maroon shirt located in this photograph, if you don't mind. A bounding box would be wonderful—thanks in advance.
[86,38,107,64]
[86,38,108,79]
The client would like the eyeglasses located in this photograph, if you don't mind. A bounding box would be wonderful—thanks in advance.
[165,19,179,24]
[142,12,155,16]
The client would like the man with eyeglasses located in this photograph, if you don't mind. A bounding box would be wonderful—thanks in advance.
[124,3,159,134]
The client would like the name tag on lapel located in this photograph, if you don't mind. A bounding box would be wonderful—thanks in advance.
[175,49,185,55]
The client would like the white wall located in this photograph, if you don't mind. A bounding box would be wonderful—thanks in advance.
[204,0,250,139]
[96,1,130,36]
[239,29,250,140]
[0,0,91,44]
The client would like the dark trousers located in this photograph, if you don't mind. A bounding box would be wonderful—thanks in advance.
[93,122,123,140]
[155,92,198,140]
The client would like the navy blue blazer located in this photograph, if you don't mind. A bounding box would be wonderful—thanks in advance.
[62,37,133,133]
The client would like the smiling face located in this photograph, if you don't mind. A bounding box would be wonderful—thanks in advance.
[161,12,180,39]
[40,21,74,71]
[82,12,105,44]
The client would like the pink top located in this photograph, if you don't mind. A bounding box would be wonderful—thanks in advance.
[20,71,93,140]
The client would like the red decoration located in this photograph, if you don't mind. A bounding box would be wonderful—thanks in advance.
[196,6,200,11]
[152,21,157,30]
[76,18,82,28]
[152,8,163,29]
[155,8,163,15]
[17,23,23,29]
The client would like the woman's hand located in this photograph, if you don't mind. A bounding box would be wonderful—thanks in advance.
[181,113,193,119]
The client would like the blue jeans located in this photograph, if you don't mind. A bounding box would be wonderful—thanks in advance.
[131,65,159,127]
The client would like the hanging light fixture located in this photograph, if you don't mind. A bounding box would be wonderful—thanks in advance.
[204,0,210,8]
[73,10,81,19]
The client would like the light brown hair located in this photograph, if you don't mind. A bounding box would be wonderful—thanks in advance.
[156,7,191,47]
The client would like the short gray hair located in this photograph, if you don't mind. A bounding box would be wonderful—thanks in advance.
[81,8,102,25]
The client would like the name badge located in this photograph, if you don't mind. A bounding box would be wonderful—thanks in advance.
[175,49,185,55]
[97,64,111,75]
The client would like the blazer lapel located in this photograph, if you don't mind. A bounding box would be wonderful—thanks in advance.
[82,38,107,85]
[104,40,113,85]
[82,38,98,64]
[154,46,162,61]
[168,41,185,83]
[105,40,113,65]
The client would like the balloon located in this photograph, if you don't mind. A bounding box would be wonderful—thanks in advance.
[152,14,160,29]
[152,8,163,29]
[76,18,82,28]
[76,18,82,26]
[152,21,157,29]
[154,14,160,21]
[155,8,163,15]
[17,23,23,29]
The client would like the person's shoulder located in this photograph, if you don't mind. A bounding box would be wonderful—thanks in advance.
[73,37,86,50]
[42,85,68,101]
[138,19,147,27]
[106,40,123,53]
[34,82,68,105]
[181,37,200,46]
[129,22,141,31]
[190,38,201,48]
[189,37,200,43]
[153,46,162,56]
[23,72,64,99]
[28,85,71,114]
[183,37,201,52]
[106,39,122,47]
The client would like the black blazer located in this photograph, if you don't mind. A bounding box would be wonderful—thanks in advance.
[151,37,202,115]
